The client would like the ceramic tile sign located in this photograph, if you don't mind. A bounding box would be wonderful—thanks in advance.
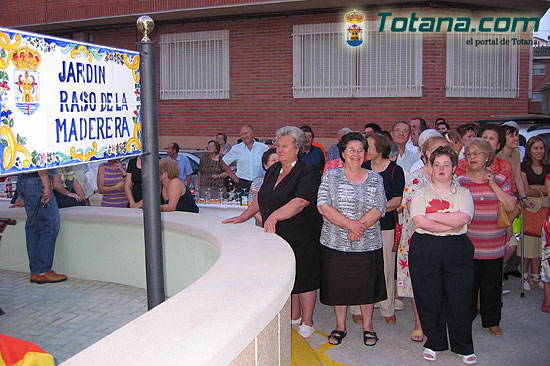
[0,27,141,175]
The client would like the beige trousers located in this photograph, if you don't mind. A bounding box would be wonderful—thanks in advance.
[350,229,395,317]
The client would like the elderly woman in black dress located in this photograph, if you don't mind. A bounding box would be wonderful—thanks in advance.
[317,132,387,346]
[223,126,323,338]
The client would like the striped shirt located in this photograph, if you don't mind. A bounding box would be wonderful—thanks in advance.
[457,174,512,260]
[101,162,128,208]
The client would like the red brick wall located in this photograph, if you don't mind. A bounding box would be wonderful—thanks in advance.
[151,12,530,138]
[530,58,550,114]
[1,8,532,140]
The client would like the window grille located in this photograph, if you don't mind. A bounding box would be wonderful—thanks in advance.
[532,91,543,102]
[446,31,518,98]
[533,63,546,75]
[160,30,229,99]
[292,23,422,98]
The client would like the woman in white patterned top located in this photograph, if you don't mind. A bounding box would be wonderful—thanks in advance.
[317,132,387,347]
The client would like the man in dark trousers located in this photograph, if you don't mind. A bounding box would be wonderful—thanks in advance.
[16,170,67,284]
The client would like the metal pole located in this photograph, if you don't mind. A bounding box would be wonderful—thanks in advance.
[137,16,166,310]
[520,201,525,297]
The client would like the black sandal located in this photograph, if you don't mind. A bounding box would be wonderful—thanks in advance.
[328,330,347,345]
[363,330,378,346]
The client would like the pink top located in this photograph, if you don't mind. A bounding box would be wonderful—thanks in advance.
[457,173,513,259]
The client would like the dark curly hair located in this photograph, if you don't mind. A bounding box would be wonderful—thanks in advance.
[338,132,367,163]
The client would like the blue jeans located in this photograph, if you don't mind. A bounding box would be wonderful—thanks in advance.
[17,175,60,274]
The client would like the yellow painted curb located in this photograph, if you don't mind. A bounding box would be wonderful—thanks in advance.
[291,328,322,366]
[291,328,357,366]
[313,331,356,366]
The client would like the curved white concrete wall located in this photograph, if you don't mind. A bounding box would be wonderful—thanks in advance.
[0,201,295,365]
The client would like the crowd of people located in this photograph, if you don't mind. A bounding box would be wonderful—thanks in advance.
[8,118,550,363]
[221,119,550,365]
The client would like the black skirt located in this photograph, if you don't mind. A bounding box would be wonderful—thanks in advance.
[320,245,387,306]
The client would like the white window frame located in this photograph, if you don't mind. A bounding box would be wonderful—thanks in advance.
[292,22,423,98]
[160,30,229,99]
[532,91,543,102]
[533,63,546,75]
[446,31,519,98]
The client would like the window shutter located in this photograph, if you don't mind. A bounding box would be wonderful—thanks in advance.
[293,22,422,98]
[446,30,518,98]
[160,30,229,99]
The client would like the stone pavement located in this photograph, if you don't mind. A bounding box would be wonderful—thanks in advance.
[0,269,147,364]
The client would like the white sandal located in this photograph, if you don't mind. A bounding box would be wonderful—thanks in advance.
[531,274,544,289]
[458,353,477,365]
[423,348,437,362]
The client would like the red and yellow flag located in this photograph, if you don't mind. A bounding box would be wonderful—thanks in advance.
[0,334,54,366]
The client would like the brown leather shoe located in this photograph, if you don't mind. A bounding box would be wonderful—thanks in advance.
[352,314,363,323]
[489,326,503,337]
[34,271,68,284]
[384,314,396,324]
[30,274,38,283]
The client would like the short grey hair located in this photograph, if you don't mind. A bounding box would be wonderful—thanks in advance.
[465,137,495,167]
[276,126,307,155]
[338,127,352,139]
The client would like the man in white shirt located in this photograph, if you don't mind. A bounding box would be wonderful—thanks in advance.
[222,125,269,192]
[392,121,418,173]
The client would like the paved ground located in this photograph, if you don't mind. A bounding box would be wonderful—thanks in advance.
[0,268,548,365]
[0,269,147,364]
[303,276,550,366]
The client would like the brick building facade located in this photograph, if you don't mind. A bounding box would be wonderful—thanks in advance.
[530,46,550,114]
[1,1,546,148]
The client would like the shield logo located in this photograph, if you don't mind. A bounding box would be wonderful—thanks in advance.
[12,46,41,115]
[345,10,365,47]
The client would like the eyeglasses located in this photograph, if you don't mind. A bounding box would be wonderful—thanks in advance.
[465,151,486,159]
[433,163,452,170]
[345,148,365,154]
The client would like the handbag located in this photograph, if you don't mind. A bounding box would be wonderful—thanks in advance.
[524,191,548,237]
[497,201,519,228]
